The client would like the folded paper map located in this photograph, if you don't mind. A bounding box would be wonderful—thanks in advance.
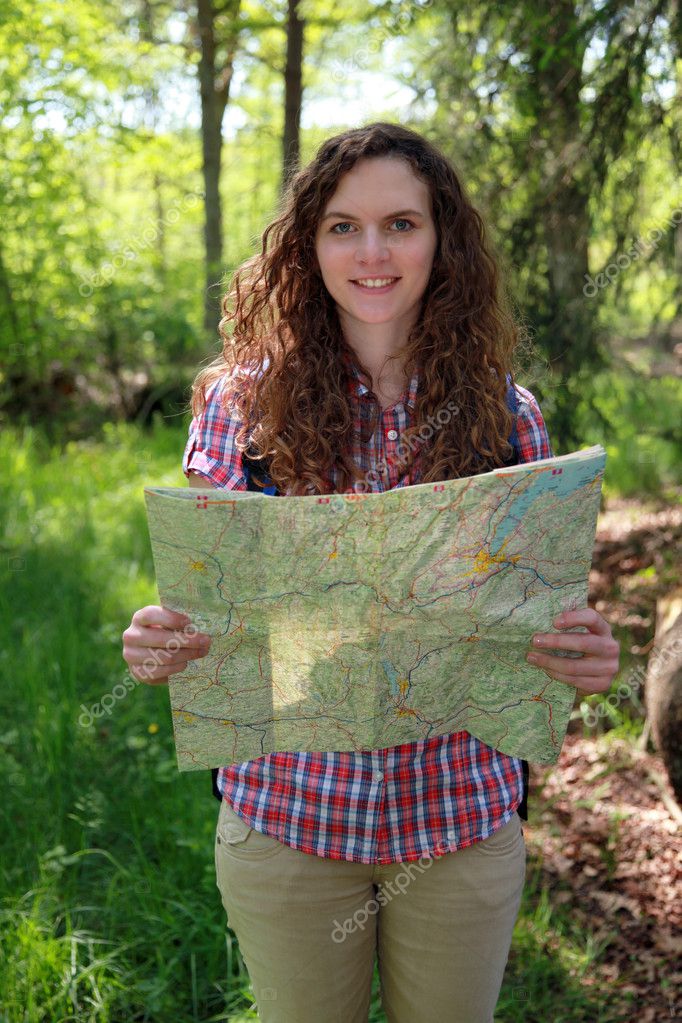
[144,444,605,770]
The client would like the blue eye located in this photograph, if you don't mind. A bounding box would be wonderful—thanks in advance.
[330,219,415,234]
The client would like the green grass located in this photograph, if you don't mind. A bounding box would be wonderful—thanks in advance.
[0,419,649,1021]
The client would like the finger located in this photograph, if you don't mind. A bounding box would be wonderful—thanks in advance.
[536,670,612,692]
[129,648,210,679]
[125,644,207,669]
[526,651,615,676]
[126,623,211,650]
[553,608,611,636]
[129,661,188,684]
[531,632,606,655]
[129,664,172,685]
[132,605,194,631]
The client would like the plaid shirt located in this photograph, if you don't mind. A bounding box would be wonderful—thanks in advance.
[182,353,553,863]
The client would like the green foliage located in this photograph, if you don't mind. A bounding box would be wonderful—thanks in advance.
[2,1,677,1017]
[0,421,661,1020]
[2,0,680,481]
[0,420,245,1021]
[576,366,681,498]
[0,419,662,1018]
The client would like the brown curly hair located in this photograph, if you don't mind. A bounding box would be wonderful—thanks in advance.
[188,121,530,495]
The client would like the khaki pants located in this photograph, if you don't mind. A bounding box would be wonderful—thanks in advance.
[215,799,526,1023]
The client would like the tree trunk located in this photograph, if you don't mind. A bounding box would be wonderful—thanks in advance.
[526,0,602,446]
[282,0,304,192]
[645,591,682,806]
[196,0,240,337]
[0,239,20,347]
[138,1,168,283]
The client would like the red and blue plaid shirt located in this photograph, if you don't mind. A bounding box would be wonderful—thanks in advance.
[182,354,553,863]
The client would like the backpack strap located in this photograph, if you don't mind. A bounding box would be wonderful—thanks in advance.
[211,767,222,802]
[213,391,530,820]
[504,374,521,461]
[243,440,278,495]
[503,377,530,820]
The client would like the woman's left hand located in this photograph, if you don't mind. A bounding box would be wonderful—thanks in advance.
[526,607,620,694]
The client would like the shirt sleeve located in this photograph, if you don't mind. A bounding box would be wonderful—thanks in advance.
[512,383,554,462]
[182,374,249,490]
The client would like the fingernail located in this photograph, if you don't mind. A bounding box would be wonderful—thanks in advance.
[527,653,539,663]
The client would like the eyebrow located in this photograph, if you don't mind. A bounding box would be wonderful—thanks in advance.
[321,208,425,222]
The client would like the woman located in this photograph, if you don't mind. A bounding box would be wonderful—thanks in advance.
[122,122,619,1023]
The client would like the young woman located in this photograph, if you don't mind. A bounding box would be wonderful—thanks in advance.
[122,122,619,1023]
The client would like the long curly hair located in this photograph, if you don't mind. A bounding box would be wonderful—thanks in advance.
[188,121,530,495]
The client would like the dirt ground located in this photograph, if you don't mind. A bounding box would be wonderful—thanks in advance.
[525,495,682,1021]
[527,734,681,1021]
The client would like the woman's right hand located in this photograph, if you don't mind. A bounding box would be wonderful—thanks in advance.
[122,605,212,685]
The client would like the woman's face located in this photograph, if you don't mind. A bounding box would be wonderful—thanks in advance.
[314,156,438,332]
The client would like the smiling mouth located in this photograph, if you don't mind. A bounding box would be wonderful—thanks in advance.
[351,277,401,289]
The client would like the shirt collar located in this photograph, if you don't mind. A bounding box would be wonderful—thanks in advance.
[341,347,418,411]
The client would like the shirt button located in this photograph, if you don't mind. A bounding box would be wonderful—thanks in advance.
[386,429,398,441]
[373,770,384,782]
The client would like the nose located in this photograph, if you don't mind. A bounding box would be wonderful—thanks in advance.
[354,227,389,265]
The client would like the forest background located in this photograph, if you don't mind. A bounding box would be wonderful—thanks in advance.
[0,1,680,1020]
